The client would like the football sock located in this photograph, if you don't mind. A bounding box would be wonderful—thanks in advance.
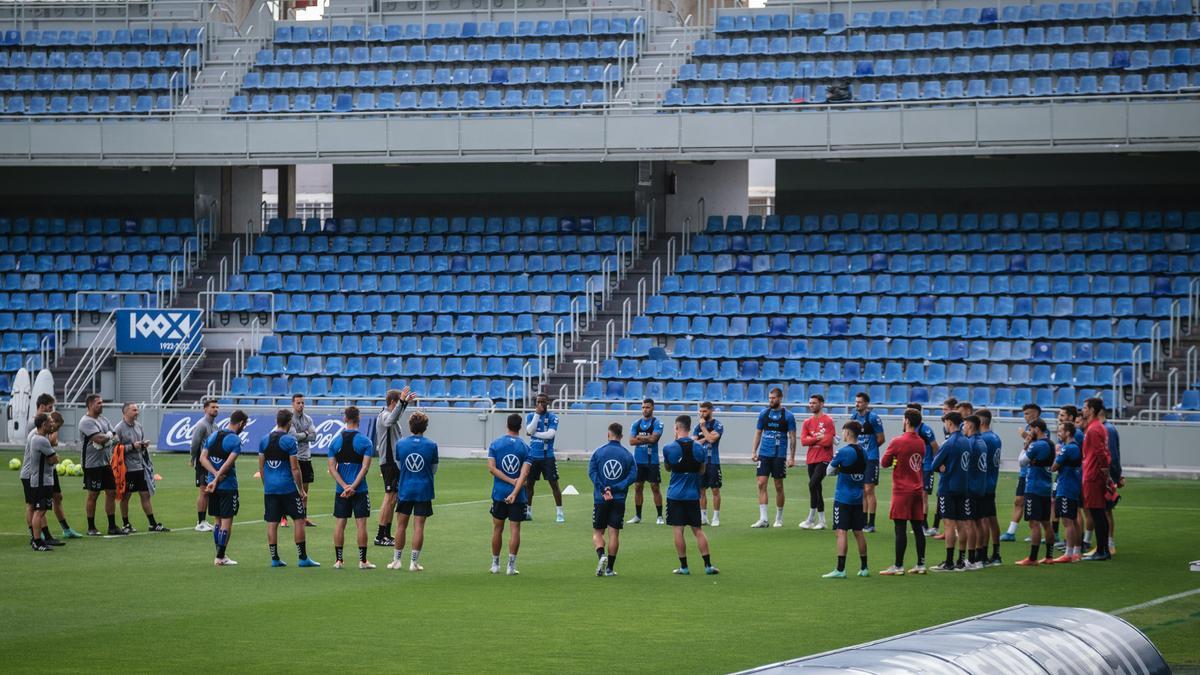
[411,550,421,563]
[911,520,926,561]
[944,548,955,566]
[1029,544,1039,560]
[636,505,643,519]
[197,511,206,525]
[868,512,876,527]
[335,546,344,562]
[679,556,688,569]
[358,546,368,563]
[702,554,712,568]
[296,540,308,560]
[758,505,768,521]
[147,514,158,527]
[508,554,517,567]
[269,544,279,561]
[836,555,846,572]
[107,514,117,529]
[775,507,784,522]
[895,520,907,567]
[393,549,404,562]
[860,555,868,571]
[596,547,605,559]
[87,516,96,530]
[58,518,70,530]
[377,524,389,540]
[1006,521,1019,535]
[656,505,663,518]
[607,554,616,571]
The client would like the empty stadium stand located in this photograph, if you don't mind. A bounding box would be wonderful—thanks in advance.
[0,215,207,395]
[576,209,1199,414]
[228,17,642,113]
[664,0,1200,105]
[0,26,205,115]
[209,214,641,406]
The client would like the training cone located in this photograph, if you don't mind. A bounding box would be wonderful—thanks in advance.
[153,474,163,480]
[561,485,579,496]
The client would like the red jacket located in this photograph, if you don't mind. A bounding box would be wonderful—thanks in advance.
[1082,419,1110,481]
[882,431,925,494]
[800,414,835,464]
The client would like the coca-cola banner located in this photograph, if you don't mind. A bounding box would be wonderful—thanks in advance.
[157,412,377,454]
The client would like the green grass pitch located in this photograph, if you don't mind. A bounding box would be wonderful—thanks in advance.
[2,451,1198,673]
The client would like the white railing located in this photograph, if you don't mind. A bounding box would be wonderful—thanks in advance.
[1166,367,1181,411]
[148,309,206,404]
[1188,277,1200,335]
[1131,344,1144,397]
[621,297,632,339]
[556,384,570,411]
[63,310,118,404]
[553,318,566,369]
[667,235,677,275]
[604,318,616,360]
[650,257,662,296]
[1187,346,1198,399]
[537,339,552,388]
[1111,367,1124,418]
[1169,299,1182,358]
[1149,322,1163,378]
[573,361,586,400]
[635,276,648,316]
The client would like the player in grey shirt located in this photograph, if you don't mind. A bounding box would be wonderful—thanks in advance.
[114,402,167,534]
[79,394,121,536]
[191,398,219,532]
[22,414,59,551]
[290,393,317,527]
[375,386,416,546]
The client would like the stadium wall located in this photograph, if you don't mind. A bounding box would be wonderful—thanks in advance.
[0,166,196,214]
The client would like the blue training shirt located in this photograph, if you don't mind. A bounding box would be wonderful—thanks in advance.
[693,418,724,465]
[631,416,664,465]
[1054,441,1083,501]
[830,443,867,505]
[850,409,884,460]
[966,434,987,496]
[395,435,438,502]
[488,435,531,503]
[1024,439,1055,497]
[981,430,1002,495]
[1019,424,1032,478]
[258,430,298,495]
[204,429,243,491]
[1104,421,1122,482]
[930,431,970,496]
[662,438,706,501]
[588,440,637,502]
[328,429,375,495]
[918,422,937,471]
[525,411,558,460]
[756,406,796,459]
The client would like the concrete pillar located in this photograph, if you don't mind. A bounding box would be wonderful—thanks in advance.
[664,160,748,233]
[221,166,264,235]
[276,165,297,221]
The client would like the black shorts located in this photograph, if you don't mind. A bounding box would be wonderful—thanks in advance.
[125,469,149,494]
[22,479,53,510]
[380,463,400,493]
[52,471,61,495]
[1015,476,1027,497]
[264,492,305,522]
[635,463,661,484]
[1024,494,1051,522]
[756,456,787,479]
[396,500,433,517]
[665,499,702,528]
[490,499,527,522]
[334,491,372,519]
[1055,496,1079,519]
[298,459,314,485]
[592,499,626,530]
[208,490,240,518]
[922,469,935,494]
[937,494,968,521]
[977,493,997,519]
[864,459,881,485]
[83,466,116,492]
[702,464,723,489]
[833,500,866,531]
[195,463,208,488]
[528,457,559,482]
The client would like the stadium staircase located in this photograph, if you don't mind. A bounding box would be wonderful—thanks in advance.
[1129,324,1200,416]
[543,235,671,403]
[169,236,244,403]
[616,25,700,105]
[185,17,265,111]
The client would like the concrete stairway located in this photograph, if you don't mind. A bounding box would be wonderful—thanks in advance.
[617,25,701,106]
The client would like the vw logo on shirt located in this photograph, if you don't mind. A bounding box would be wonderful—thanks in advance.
[602,459,624,481]
[960,453,970,470]
[266,460,283,469]
[501,453,521,475]
[405,454,425,473]
[978,454,987,472]
[908,453,922,472]
[994,449,1003,467]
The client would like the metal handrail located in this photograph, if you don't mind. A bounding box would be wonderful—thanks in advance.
[1166,367,1180,410]
[1149,322,1162,377]
[605,318,615,360]
[1187,345,1198,397]
[621,297,632,338]
[148,309,206,404]
[1131,344,1144,396]
[651,257,661,296]
[1169,299,1181,357]
[63,309,117,404]
[667,235,677,275]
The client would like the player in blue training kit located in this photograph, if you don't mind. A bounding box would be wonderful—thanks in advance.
[1052,421,1084,563]
[327,406,376,570]
[977,409,1003,566]
[202,409,248,566]
[693,402,724,527]
[1003,403,1042,541]
[823,421,869,579]
[588,422,637,577]
[851,392,886,533]
[663,415,718,575]
[1017,419,1056,566]
[961,415,987,570]
[751,387,797,528]
[928,412,971,572]
[524,393,564,522]
[628,398,665,524]
[259,409,319,568]
[388,411,438,571]
[906,403,940,536]
[488,413,533,575]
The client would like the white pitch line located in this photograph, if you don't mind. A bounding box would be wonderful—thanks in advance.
[1112,587,1200,615]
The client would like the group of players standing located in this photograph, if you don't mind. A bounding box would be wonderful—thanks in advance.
[21,393,166,551]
